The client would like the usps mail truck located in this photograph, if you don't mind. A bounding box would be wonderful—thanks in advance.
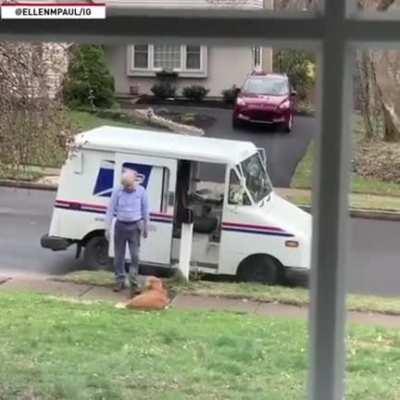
[41,126,312,284]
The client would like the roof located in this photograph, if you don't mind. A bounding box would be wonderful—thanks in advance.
[75,126,257,164]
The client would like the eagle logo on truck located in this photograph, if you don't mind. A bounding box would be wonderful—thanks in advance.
[93,160,152,197]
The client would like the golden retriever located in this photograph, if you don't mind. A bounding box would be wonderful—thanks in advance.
[115,276,170,311]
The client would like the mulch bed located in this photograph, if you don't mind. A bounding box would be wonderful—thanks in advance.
[354,140,400,183]
[155,109,216,130]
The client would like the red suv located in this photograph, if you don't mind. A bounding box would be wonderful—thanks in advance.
[233,73,296,132]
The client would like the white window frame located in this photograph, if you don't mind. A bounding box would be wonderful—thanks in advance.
[131,44,150,71]
[253,46,263,69]
[4,2,398,399]
[127,44,208,78]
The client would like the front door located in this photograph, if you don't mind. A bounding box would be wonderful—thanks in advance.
[108,152,177,266]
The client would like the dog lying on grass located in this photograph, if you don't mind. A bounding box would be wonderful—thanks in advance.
[115,276,170,311]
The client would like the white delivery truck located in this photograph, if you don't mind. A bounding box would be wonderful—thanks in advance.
[41,125,312,284]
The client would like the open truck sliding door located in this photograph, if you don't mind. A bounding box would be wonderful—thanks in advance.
[108,152,177,266]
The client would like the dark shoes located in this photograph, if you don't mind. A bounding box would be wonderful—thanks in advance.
[113,282,126,292]
[113,281,141,297]
[129,286,142,298]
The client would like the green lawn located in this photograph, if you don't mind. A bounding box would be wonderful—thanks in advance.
[68,110,144,132]
[56,271,400,316]
[0,167,44,182]
[1,292,400,400]
[284,188,400,212]
[291,141,400,197]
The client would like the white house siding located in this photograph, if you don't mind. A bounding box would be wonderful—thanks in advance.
[105,45,256,98]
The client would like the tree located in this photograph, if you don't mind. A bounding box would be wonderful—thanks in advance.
[0,42,74,178]
[63,45,115,109]
[273,1,317,102]
[356,0,400,142]
[356,49,383,140]
[273,49,315,100]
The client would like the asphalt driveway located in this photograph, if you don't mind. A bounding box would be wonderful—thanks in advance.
[152,105,317,187]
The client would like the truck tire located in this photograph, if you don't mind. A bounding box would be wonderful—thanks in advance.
[237,255,283,285]
[83,236,112,270]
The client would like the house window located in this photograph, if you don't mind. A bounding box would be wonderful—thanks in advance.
[133,45,149,69]
[186,45,201,70]
[127,45,207,78]
[154,44,181,70]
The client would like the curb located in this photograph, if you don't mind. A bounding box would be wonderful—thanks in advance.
[0,179,57,192]
[119,98,316,117]
[300,205,400,222]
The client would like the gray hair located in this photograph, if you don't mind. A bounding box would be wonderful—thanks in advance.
[121,169,137,188]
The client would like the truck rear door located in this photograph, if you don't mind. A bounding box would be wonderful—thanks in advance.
[109,152,177,266]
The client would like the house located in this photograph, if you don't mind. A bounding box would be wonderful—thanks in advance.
[104,0,273,98]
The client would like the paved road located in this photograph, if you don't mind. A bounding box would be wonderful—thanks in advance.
[1,187,400,297]
[153,106,317,188]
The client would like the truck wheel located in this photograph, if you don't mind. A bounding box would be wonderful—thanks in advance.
[237,255,282,285]
[84,236,112,270]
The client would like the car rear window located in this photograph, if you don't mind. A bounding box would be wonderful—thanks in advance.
[243,78,289,96]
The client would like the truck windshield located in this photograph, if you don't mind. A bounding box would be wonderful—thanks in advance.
[240,153,272,203]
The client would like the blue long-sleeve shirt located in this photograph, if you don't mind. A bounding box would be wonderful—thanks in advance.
[105,185,150,228]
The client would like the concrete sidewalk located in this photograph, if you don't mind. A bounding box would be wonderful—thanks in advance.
[1,274,400,329]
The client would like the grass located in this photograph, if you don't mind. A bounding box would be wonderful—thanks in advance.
[56,271,400,316]
[292,112,400,198]
[291,141,400,198]
[0,167,44,182]
[68,110,144,132]
[284,189,400,212]
[1,292,400,400]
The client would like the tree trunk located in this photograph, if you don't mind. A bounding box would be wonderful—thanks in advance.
[372,49,400,142]
[356,50,383,140]
[356,0,397,141]
[382,105,400,141]
[357,51,374,140]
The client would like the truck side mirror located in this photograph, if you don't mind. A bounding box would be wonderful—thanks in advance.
[182,208,194,224]
[257,148,267,166]
[72,151,83,174]
[168,191,175,207]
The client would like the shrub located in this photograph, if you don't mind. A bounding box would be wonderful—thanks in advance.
[182,85,209,102]
[151,82,176,100]
[273,49,316,101]
[63,45,115,109]
[222,85,240,104]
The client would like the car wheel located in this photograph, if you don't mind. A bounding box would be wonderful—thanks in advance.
[283,114,293,133]
[83,236,112,270]
[232,117,242,129]
[237,255,283,285]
